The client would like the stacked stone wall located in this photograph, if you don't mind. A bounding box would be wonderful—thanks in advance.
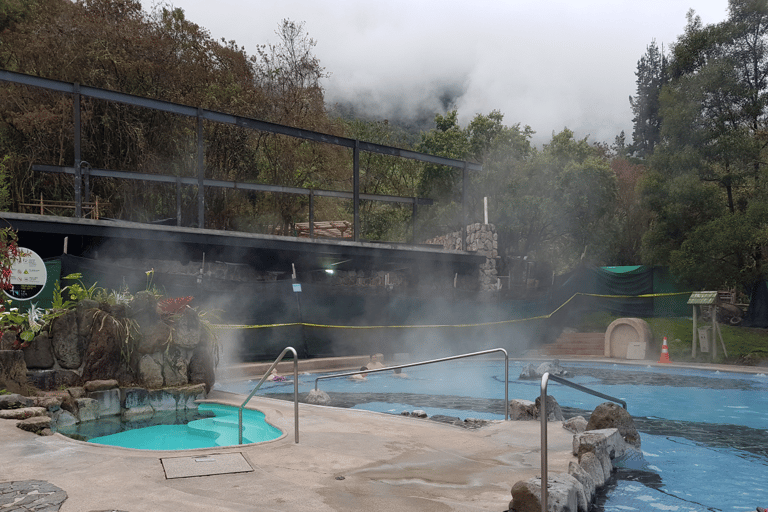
[426,223,500,292]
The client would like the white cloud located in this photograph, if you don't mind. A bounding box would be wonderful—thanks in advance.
[163,0,730,145]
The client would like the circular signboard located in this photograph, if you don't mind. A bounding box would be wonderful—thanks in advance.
[3,248,47,301]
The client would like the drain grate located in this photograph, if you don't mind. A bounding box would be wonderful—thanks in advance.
[161,452,253,479]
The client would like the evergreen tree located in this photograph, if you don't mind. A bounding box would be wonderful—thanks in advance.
[629,40,666,158]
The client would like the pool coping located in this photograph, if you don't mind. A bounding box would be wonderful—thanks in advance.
[0,388,579,511]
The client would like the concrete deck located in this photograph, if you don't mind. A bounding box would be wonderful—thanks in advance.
[1,389,576,512]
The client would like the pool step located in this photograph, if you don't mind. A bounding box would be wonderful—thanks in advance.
[544,332,605,357]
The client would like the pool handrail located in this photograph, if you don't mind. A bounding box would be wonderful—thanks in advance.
[539,372,627,512]
[314,348,510,420]
[238,346,299,445]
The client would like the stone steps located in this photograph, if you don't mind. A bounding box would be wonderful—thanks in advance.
[544,332,605,357]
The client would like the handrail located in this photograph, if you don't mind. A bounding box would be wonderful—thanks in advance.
[539,372,627,512]
[238,346,299,444]
[315,348,509,420]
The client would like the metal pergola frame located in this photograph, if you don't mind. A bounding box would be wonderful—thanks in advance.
[1,70,481,244]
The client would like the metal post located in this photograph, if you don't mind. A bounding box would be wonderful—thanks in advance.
[353,139,360,242]
[540,373,549,512]
[461,162,468,250]
[73,83,82,218]
[197,108,205,228]
[309,189,314,239]
[176,178,182,226]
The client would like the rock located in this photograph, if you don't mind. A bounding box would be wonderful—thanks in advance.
[121,387,153,418]
[573,429,616,479]
[0,331,16,350]
[411,410,427,418]
[535,394,564,421]
[0,406,47,420]
[509,399,538,420]
[32,396,63,412]
[568,460,596,504]
[188,341,215,393]
[16,415,51,433]
[0,393,34,409]
[22,333,55,369]
[586,402,641,449]
[509,396,563,421]
[52,409,77,427]
[138,354,163,389]
[26,369,80,391]
[549,473,588,512]
[76,300,100,337]
[162,349,189,387]
[136,322,171,355]
[306,389,331,405]
[0,349,29,394]
[518,360,569,380]
[74,398,99,422]
[67,387,86,399]
[536,360,569,377]
[172,308,203,349]
[577,450,606,487]
[518,363,537,380]
[80,317,124,383]
[563,415,588,434]
[50,310,87,369]
[509,479,540,512]
[87,388,121,417]
[83,379,119,392]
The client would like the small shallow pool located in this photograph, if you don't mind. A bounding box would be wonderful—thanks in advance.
[218,360,768,512]
[56,403,282,450]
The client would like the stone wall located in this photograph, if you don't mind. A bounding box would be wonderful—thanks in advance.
[426,223,500,292]
[3,292,216,393]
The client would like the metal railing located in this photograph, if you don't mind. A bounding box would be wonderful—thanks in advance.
[315,348,510,420]
[539,372,627,512]
[238,346,299,444]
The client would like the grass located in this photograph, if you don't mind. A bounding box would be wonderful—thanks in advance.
[576,312,768,365]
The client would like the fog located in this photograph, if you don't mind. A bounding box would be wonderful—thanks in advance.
[164,0,729,145]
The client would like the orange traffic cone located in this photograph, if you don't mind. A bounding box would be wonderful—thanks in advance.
[658,336,671,363]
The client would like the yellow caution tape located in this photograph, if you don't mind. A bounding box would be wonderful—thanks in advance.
[210,291,692,331]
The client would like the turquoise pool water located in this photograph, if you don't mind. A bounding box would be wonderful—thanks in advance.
[218,360,768,512]
[59,403,282,450]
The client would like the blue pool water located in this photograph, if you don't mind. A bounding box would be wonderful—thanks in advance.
[218,360,768,512]
[59,403,282,450]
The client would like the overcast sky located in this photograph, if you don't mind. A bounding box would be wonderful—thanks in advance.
[163,0,730,146]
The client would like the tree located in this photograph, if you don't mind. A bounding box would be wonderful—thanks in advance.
[640,2,768,289]
[629,40,666,158]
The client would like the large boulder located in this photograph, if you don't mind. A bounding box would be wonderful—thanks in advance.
[306,389,331,405]
[586,402,641,449]
[137,354,164,389]
[509,396,564,421]
[0,349,29,394]
[535,394,564,421]
[509,473,588,512]
[162,349,189,387]
[173,308,203,349]
[80,317,124,383]
[22,334,55,369]
[50,311,87,369]
[519,360,569,380]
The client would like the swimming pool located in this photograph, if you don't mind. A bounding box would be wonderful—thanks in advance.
[217,360,768,512]
[57,403,283,450]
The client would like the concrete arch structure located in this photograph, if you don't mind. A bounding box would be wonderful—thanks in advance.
[604,318,652,359]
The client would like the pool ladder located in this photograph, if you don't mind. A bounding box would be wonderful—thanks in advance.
[238,346,299,444]
[539,372,627,512]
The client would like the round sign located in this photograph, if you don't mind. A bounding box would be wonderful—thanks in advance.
[3,248,47,301]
